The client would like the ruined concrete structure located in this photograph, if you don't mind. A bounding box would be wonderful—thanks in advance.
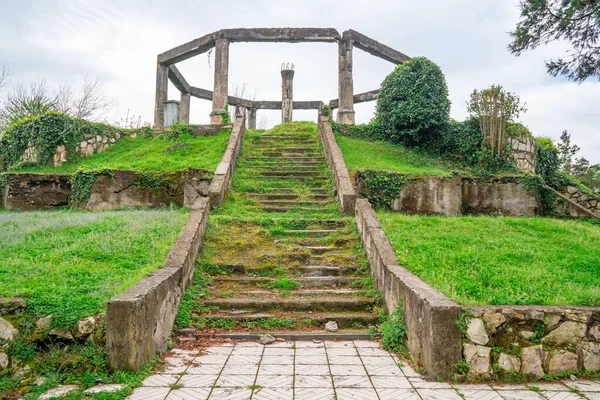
[154,28,410,128]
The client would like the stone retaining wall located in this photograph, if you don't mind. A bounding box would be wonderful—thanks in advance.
[0,170,212,211]
[106,197,210,370]
[22,130,134,168]
[509,135,536,173]
[560,185,600,218]
[208,111,245,207]
[462,306,600,379]
[318,115,356,214]
[356,174,538,217]
[354,198,462,378]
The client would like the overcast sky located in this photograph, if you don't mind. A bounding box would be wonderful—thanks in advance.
[1,0,599,162]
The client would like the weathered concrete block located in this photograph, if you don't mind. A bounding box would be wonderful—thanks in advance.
[462,180,537,216]
[106,197,210,370]
[393,177,461,216]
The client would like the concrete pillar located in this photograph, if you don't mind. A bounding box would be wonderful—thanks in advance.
[154,63,169,129]
[337,37,355,124]
[248,108,257,129]
[210,38,229,124]
[281,68,294,123]
[179,92,190,124]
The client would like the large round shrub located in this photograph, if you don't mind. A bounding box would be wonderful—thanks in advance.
[376,57,450,145]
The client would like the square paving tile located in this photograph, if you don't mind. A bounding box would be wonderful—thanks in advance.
[186,364,224,375]
[457,389,504,400]
[294,375,333,388]
[221,364,259,376]
[166,388,211,400]
[332,375,373,388]
[529,383,570,391]
[326,347,357,356]
[585,393,600,400]
[225,355,261,365]
[293,341,325,348]
[451,384,494,391]
[142,374,180,387]
[329,364,367,376]
[353,341,380,348]
[543,392,587,400]
[564,380,600,392]
[294,387,335,400]
[376,388,421,400]
[335,387,379,399]
[359,356,398,367]
[260,355,294,365]
[204,347,234,356]
[194,356,230,365]
[356,347,391,357]
[127,387,170,400]
[364,365,404,376]
[498,391,546,400]
[179,374,219,388]
[323,341,355,348]
[327,355,363,365]
[294,355,328,365]
[231,348,263,355]
[251,387,293,400]
[400,365,420,377]
[208,388,252,399]
[235,342,264,348]
[255,374,293,388]
[294,347,326,357]
[262,347,294,357]
[408,378,452,389]
[294,364,330,375]
[215,375,256,388]
[257,364,294,375]
[417,388,463,400]
[370,375,412,389]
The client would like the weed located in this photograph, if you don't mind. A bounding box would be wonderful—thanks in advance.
[380,301,407,354]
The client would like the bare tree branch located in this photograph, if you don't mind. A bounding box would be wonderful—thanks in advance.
[0,66,11,90]
[71,76,114,120]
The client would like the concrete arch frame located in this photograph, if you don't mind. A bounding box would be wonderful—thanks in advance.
[154,28,410,129]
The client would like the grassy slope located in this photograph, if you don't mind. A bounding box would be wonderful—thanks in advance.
[10,131,230,174]
[0,209,189,328]
[336,134,456,175]
[378,212,600,306]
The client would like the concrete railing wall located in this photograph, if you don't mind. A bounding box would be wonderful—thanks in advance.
[317,116,356,214]
[106,197,210,370]
[208,112,245,208]
[354,199,462,378]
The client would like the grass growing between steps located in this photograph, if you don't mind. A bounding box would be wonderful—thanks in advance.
[0,209,189,329]
[336,134,459,176]
[10,130,230,174]
[378,212,600,306]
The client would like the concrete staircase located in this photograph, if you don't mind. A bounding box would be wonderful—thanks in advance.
[187,123,380,337]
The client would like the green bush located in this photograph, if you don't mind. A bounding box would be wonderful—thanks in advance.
[0,112,143,171]
[339,121,384,142]
[535,137,562,185]
[376,57,450,145]
[438,118,483,166]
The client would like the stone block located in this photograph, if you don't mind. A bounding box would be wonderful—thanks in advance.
[464,343,491,378]
[0,317,18,341]
[0,352,8,369]
[521,345,544,378]
[546,350,578,374]
[543,321,586,348]
[466,318,489,345]
[544,313,563,329]
[482,310,506,333]
[498,353,521,373]
[581,342,600,371]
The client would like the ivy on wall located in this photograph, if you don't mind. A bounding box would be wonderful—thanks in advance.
[0,112,143,171]
[70,169,113,208]
[0,172,7,200]
[359,170,411,209]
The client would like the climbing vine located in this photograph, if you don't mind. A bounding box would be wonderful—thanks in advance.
[359,171,411,209]
[70,169,112,207]
[0,172,7,198]
[134,172,166,189]
[221,103,231,124]
[521,174,558,216]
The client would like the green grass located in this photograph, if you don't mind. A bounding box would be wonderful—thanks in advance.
[336,134,458,176]
[378,212,600,306]
[10,131,230,174]
[0,209,189,328]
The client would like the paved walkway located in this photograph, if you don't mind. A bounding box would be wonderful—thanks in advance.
[129,340,600,400]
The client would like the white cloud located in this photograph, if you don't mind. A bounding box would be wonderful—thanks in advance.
[1,0,598,162]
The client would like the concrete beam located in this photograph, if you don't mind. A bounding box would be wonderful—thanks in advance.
[254,100,323,110]
[158,32,217,65]
[227,95,254,109]
[154,63,168,129]
[221,27,340,43]
[329,89,379,109]
[345,30,410,64]
[168,65,190,94]
[189,86,213,101]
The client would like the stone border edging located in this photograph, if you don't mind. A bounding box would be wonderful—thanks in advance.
[317,115,356,214]
[208,113,246,208]
[105,197,210,370]
[354,198,462,378]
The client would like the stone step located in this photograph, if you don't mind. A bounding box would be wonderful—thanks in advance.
[248,193,331,201]
[246,187,330,193]
[256,136,318,141]
[243,161,322,166]
[213,276,360,288]
[201,296,374,312]
[263,152,321,158]
[298,265,361,277]
[259,200,333,207]
[245,157,326,163]
[193,312,378,329]
[247,165,322,171]
[253,146,319,152]
[234,289,359,297]
[260,206,337,213]
[283,229,339,236]
[302,246,344,255]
